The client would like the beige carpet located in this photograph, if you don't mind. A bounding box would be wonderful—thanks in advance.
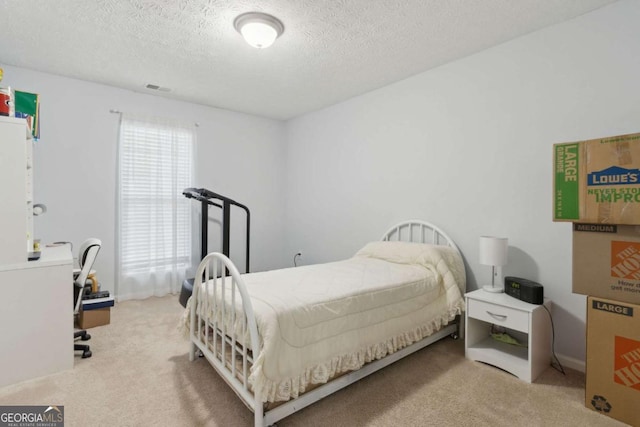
[0,295,627,427]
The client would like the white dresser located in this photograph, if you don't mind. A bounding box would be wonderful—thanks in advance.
[465,289,552,383]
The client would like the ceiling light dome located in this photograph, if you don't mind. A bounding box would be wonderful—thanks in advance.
[234,12,284,49]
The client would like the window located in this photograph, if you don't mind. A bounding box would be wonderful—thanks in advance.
[116,114,195,299]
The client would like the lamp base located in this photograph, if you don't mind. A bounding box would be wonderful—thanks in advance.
[482,285,504,293]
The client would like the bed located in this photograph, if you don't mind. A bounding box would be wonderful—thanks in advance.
[184,220,466,426]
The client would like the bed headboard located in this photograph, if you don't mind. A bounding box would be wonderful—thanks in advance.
[381,220,465,294]
[381,220,462,258]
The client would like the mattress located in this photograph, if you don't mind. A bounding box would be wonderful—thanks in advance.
[187,240,466,403]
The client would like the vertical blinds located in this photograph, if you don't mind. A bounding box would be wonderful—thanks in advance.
[118,115,194,274]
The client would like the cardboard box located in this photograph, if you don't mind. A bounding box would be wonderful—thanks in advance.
[586,296,640,426]
[573,224,640,304]
[78,307,110,329]
[553,132,640,224]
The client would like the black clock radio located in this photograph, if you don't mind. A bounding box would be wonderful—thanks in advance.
[504,277,544,304]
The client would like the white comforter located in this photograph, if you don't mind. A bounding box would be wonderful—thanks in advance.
[190,241,466,403]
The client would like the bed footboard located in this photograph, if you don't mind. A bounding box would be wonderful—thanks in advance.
[188,252,264,425]
[188,219,465,426]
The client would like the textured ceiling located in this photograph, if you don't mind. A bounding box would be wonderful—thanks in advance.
[0,0,618,120]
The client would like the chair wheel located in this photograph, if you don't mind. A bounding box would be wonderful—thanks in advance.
[81,334,91,341]
[82,349,92,358]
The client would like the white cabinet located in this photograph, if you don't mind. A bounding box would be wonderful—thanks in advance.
[465,289,552,383]
[0,245,73,387]
[0,118,73,387]
[0,116,33,265]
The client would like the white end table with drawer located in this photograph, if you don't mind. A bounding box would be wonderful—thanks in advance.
[465,289,552,383]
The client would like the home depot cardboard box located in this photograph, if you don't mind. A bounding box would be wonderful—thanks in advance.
[554,132,640,224]
[573,223,640,305]
[586,296,640,426]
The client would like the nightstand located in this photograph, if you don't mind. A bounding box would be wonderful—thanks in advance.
[465,289,552,383]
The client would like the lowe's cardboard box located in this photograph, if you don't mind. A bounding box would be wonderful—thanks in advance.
[554,132,640,224]
[586,296,640,426]
[573,224,640,305]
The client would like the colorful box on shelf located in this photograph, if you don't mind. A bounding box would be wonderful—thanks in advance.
[0,86,14,117]
[0,88,40,137]
[14,90,40,140]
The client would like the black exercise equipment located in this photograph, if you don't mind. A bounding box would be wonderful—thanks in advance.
[179,188,250,307]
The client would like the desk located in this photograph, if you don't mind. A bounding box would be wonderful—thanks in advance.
[0,245,74,387]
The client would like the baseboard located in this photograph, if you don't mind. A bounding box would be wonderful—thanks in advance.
[555,353,585,373]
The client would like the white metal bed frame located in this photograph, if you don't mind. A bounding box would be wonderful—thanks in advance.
[188,220,465,427]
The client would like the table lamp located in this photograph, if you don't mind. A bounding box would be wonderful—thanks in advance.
[479,236,508,293]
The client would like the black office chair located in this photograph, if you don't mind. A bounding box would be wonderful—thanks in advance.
[73,238,102,358]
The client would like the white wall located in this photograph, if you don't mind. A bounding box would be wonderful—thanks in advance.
[3,0,636,366]
[1,65,287,296]
[284,0,640,366]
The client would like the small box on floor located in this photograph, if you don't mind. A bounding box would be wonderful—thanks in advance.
[78,307,110,329]
[78,296,114,329]
[586,296,640,426]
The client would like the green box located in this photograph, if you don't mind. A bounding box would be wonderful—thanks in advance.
[553,133,640,225]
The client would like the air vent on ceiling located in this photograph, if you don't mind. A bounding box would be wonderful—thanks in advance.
[145,83,171,92]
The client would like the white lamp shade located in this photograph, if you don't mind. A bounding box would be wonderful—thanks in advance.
[479,236,508,266]
[240,22,278,48]
[234,12,284,49]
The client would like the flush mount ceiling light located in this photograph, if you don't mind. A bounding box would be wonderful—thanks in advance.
[234,12,284,49]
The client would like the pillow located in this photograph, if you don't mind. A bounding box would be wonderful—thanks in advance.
[355,240,448,265]
[355,240,466,291]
